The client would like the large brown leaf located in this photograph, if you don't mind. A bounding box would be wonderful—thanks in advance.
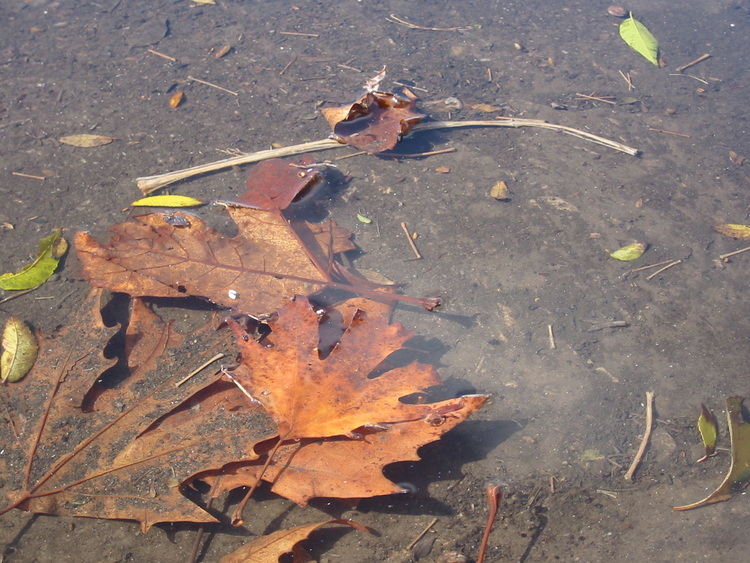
[205,296,487,504]
[0,290,276,531]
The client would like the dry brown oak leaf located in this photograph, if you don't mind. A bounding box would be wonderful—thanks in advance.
[322,88,426,153]
[202,296,488,505]
[0,289,276,531]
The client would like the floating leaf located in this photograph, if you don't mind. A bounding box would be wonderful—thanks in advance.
[131,195,206,208]
[697,403,718,463]
[620,13,659,65]
[59,134,116,147]
[1,316,38,383]
[220,520,368,563]
[0,229,68,290]
[674,396,750,510]
[609,241,647,261]
[168,92,184,109]
[490,180,510,200]
[357,213,372,224]
[714,224,750,240]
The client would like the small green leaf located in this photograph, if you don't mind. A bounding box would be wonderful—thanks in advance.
[609,242,647,261]
[620,13,660,65]
[1,316,38,382]
[674,396,750,510]
[0,229,68,290]
[131,195,207,208]
[697,403,718,462]
[356,214,372,224]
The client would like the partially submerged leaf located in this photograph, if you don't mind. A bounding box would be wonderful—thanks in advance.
[620,13,660,65]
[697,403,718,462]
[609,242,646,261]
[322,83,425,153]
[1,316,38,383]
[0,290,274,531]
[220,519,368,563]
[674,396,750,510]
[59,134,116,147]
[714,224,750,240]
[131,195,206,208]
[0,229,68,290]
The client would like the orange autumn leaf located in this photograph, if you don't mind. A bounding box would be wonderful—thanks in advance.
[220,519,368,563]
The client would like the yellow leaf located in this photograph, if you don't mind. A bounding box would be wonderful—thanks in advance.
[131,195,207,208]
[490,180,510,200]
[609,242,647,261]
[59,134,117,147]
[714,224,750,240]
[619,13,659,65]
[1,316,38,383]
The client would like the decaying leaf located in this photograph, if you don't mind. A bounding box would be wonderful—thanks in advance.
[697,403,718,463]
[714,224,750,240]
[620,13,659,65]
[321,73,425,153]
[0,229,68,290]
[674,396,750,510]
[1,316,38,383]
[59,134,117,147]
[728,150,745,165]
[76,159,437,316]
[609,242,647,261]
[131,194,206,207]
[220,519,368,563]
[490,180,510,200]
[204,296,488,505]
[0,289,274,531]
[168,92,184,109]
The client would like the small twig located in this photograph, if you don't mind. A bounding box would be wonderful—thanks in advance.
[386,147,457,158]
[675,53,711,73]
[406,517,438,550]
[648,128,691,138]
[279,31,319,37]
[147,48,177,62]
[387,13,463,31]
[547,324,556,349]
[575,92,617,105]
[596,489,619,499]
[400,222,422,259]
[279,56,297,75]
[477,485,503,563]
[630,259,674,273]
[0,288,37,304]
[668,73,709,85]
[175,353,225,387]
[187,75,239,96]
[549,475,556,494]
[11,172,45,181]
[624,391,655,481]
[645,259,681,280]
[720,245,750,260]
[618,70,635,90]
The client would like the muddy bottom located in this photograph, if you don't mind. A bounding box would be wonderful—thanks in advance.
[1,0,749,561]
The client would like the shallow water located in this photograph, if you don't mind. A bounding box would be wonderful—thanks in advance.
[1,0,749,561]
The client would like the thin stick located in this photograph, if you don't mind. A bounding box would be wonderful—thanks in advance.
[387,13,463,31]
[279,56,297,75]
[279,31,319,37]
[11,172,45,181]
[135,119,639,192]
[547,324,556,349]
[175,353,225,387]
[186,75,239,96]
[575,92,617,105]
[618,70,635,90]
[400,222,422,259]
[387,147,457,158]
[630,259,674,273]
[147,48,176,62]
[645,259,681,280]
[549,475,556,494]
[675,53,711,73]
[406,517,438,550]
[624,391,654,481]
[720,245,750,260]
[648,128,691,138]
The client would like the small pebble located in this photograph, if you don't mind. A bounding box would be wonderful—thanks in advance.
[607,5,627,17]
